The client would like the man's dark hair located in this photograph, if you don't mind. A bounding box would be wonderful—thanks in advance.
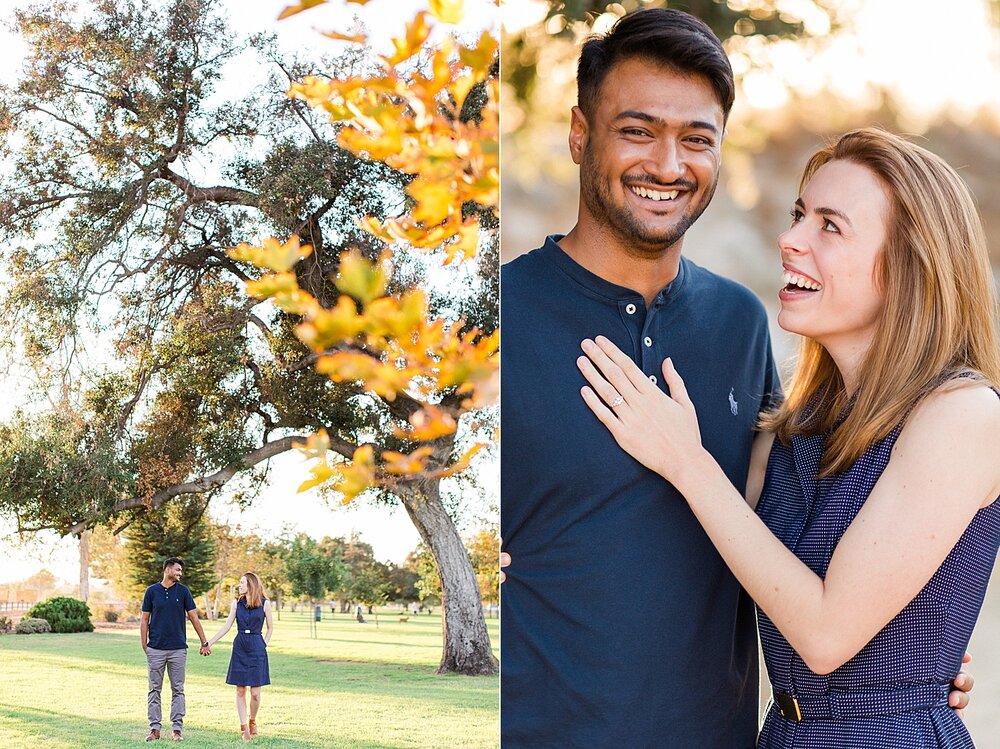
[577,8,735,122]
[163,557,184,570]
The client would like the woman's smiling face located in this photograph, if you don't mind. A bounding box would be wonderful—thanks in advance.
[776,158,891,353]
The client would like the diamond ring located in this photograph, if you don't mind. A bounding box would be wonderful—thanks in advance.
[610,395,624,408]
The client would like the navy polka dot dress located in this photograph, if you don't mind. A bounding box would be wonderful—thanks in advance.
[225,597,270,687]
[755,387,1000,747]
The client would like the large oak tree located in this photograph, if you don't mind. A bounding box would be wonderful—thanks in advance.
[0,0,496,674]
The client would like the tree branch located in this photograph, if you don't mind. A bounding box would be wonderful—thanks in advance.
[65,433,357,535]
[158,166,259,208]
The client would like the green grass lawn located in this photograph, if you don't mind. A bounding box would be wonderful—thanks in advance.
[0,609,499,748]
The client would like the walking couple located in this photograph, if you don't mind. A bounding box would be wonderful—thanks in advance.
[501,8,998,748]
[141,557,273,742]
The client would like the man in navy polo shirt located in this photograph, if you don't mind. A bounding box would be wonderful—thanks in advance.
[501,12,774,746]
[500,9,973,748]
[141,556,211,742]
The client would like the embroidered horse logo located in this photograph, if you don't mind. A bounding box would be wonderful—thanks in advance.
[728,388,738,416]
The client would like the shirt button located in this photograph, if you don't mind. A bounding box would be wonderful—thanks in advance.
[625,303,637,315]
[649,375,657,384]
[643,337,652,347]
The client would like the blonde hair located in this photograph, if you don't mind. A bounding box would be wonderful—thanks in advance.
[762,127,1000,475]
[240,572,265,609]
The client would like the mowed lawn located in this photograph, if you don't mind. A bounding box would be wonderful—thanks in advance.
[0,610,499,749]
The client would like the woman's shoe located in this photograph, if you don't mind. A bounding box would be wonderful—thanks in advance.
[240,724,252,742]
[248,718,258,736]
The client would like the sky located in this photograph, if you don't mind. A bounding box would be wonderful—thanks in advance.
[0,0,498,586]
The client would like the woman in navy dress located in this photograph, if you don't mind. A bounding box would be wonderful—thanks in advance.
[206,571,274,742]
[576,128,1000,746]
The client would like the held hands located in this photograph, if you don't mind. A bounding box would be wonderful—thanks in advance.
[199,645,212,656]
[950,652,975,719]
[577,337,704,485]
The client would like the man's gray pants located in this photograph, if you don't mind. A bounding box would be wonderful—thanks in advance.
[146,647,187,730]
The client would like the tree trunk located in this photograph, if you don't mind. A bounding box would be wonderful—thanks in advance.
[211,575,223,620]
[78,530,90,602]
[401,479,498,675]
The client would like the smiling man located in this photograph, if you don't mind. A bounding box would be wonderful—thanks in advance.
[500,11,778,747]
[140,556,212,742]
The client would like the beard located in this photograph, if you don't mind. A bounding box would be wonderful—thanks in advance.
[579,141,717,255]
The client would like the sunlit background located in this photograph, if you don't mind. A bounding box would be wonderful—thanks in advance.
[501,0,1000,741]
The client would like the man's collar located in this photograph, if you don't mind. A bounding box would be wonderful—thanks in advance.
[540,234,688,306]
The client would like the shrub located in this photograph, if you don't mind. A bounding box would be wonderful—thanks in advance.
[91,605,120,623]
[0,616,13,634]
[26,597,94,633]
[15,617,52,634]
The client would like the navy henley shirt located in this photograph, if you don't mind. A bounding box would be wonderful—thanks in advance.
[501,236,780,748]
[142,581,197,650]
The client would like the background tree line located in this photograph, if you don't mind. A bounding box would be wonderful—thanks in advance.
[83,520,499,619]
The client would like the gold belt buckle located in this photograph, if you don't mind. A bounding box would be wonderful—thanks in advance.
[774,692,802,722]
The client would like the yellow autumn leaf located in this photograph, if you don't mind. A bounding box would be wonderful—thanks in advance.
[449,74,479,111]
[243,271,319,317]
[228,235,312,272]
[338,120,406,161]
[431,442,486,479]
[435,330,499,390]
[364,289,427,340]
[316,352,411,401]
[244,271,299,300]
[295,295,365,350]
[321,30,368,44]
[429,0,464,24]
[297,458,335,493]
[458,30,497,73]
[382,446,434,475]
[445,219,481,263]
[336,249,390,304]
[332,444,376,503]
[410,42,455,104]
[294,429,331,458]
[277,0,327,21]
[400,405,458,441]
[387,11,432,67]
[408,177,455,226]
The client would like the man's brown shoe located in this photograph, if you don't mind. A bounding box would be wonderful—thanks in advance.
[145,729,160,741]
[171,730,183,741]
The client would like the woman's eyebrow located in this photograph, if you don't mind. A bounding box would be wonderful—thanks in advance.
[795,197,854,228]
